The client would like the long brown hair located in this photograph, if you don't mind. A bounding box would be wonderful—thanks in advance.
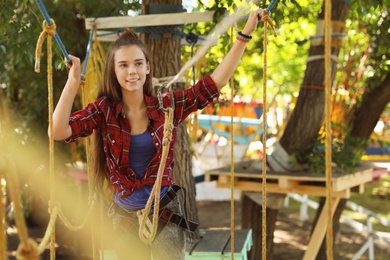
[93,29,153,193]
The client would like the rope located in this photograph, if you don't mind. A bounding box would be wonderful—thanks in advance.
[259,7,278,259]
[162,5,251,90]
[324,0,334,258]
[0,176,6,260]
[35,0,71,64]
[81,23,98,258]
[2,157,33,258]
[137,107,174,244]
[229,26,235,259]
[33,15,59,258]
[16,239,39,260]
[34,19,56,73]
[35,14,97,258]
[37,206,58,255]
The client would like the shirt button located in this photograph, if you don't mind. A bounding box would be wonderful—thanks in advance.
[112,140,115,144]
[151,133,154,136]
[156,143,159,146]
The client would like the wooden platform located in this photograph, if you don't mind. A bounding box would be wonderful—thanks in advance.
[186,229,252,260]
[205,160,375,260]
[205,160,373,199]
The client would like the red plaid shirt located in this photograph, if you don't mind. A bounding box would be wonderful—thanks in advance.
[65,75,219,198]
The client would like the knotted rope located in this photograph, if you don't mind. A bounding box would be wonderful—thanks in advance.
[259,10,277,38]
[137,107,174,244]
[34,17,58,259]
[34,19,56,73]
[16,239,39,260]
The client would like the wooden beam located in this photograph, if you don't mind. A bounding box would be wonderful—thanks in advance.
[332,167,372,191]
[85,11,215,30]
[95,30,218,46]
[303,197,341,260]
[216,180,351,198]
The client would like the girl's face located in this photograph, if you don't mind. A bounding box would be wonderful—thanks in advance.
[114,45,150,94]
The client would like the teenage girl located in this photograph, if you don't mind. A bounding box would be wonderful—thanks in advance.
[51,8,263,260]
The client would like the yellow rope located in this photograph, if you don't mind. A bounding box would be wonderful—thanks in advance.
[229,26,235,260]
[1,155,40,259]
[0,176,6,260]
[37,206,59,255]
[324,0,334,258]
[137,107,174,244]
[34,18,57,260]
[259,9,277,259]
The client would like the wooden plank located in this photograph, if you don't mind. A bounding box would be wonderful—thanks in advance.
[186,229,252,259]
[223,229,253,256]
[85,11,215,30]
[216,180,351,198]
[332,167,372,191]
[303,197,340,260]
[206,161,374,190]
[95,30,219,46]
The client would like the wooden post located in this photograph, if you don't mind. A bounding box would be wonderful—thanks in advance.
[303,197,341,260]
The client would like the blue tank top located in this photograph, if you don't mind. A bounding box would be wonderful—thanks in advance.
[114,130,168,210]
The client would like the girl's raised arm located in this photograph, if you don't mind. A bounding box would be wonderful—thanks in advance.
[50,55,81,140]
[211,8,263,90]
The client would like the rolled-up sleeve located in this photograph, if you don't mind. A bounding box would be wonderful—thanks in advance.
[171,75,219,121]
[64,103,102,143]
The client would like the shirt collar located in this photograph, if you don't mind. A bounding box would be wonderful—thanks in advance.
[144,94,160,121]
[114,101,123,118]
[113,95,160,121]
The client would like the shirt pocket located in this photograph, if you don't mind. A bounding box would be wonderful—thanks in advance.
[105,133,123,165]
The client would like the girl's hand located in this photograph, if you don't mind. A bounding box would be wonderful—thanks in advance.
[66,54,81,84]
[241,8,264,36]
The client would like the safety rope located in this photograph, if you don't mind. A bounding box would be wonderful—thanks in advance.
[137,107,174,244]
[80,23,98,259]
[3,156,38,259]
[229,26,236,259]
[259,7,277,259]
[34,13,99,259]
[34,17,57,259]
[324,0,333,258]
[0,175,6,260]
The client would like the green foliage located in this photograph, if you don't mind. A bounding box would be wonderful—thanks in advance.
[1,0,389,168]
[0,0,129,163]
[301,127,367,175]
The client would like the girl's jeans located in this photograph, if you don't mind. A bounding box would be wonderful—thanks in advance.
[110,197,185,260]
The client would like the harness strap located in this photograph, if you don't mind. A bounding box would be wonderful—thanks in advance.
[158,208,198,232]
[111,185,198,236]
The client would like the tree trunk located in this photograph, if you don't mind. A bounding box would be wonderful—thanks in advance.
[265,1,351,258]
[242,193,284,260]
[141,0,200,237]
[350,72,390,139]
[279,1,350,156]
[313,71,390,258]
